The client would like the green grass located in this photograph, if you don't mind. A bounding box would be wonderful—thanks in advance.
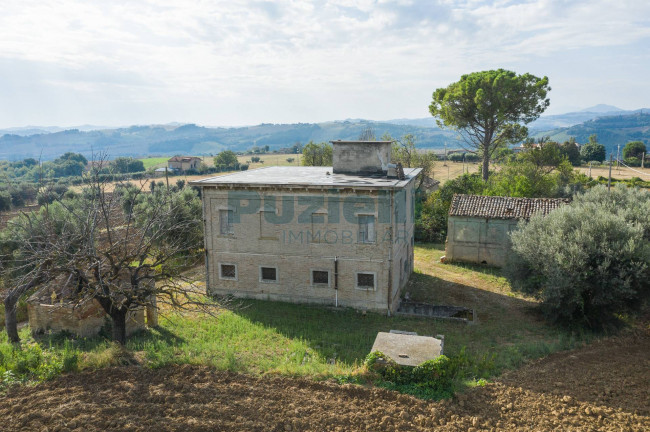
[139,157,171,170]
[139,154,301,172]
[0,243,601,393]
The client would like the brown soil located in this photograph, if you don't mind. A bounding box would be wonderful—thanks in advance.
[2,330,648,431]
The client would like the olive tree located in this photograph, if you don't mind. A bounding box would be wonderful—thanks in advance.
[1,169,215,344]
[506,185,650,328]
[429,69,550,181]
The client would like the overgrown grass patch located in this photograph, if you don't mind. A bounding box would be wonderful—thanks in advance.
[0,243,604,397]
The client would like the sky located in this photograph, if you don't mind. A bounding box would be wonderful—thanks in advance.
[1,0,649,128]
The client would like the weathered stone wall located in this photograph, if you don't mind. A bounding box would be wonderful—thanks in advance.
[445,216,519,267]
[202,181,416,313]
[27,299,151,338]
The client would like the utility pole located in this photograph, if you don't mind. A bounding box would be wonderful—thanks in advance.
[616,143,621,174]
[607,154,613,192]
[642,152,645,169]
[588,161,592,178]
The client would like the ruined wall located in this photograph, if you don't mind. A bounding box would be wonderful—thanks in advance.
[445,216,519,267]
[27,298,152,338]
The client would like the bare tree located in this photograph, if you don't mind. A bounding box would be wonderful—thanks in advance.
[1,163,218,344]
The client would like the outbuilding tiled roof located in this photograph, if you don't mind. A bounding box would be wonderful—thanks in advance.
[449,194,570,220]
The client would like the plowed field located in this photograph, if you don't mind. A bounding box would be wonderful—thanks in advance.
[1,329,648,431]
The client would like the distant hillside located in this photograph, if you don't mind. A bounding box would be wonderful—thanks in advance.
[0,120,458,161]
[533,112,650,154]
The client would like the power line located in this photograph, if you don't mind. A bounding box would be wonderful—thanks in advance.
[614,158,650,179]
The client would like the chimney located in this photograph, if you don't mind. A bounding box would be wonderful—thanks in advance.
[331,140,393,175]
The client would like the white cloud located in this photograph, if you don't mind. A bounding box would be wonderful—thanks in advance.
[0,0,648,126]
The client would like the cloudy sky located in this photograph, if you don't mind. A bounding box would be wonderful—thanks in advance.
[1,0,649,128]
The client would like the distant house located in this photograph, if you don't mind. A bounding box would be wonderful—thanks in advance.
[445,194,569,266]
[168,156,202,172]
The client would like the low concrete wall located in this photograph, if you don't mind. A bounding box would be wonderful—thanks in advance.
[27,298,153,338]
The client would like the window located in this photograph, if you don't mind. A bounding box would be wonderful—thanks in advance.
[260,211,277,239]
[260,266,278,283]
[311,270,330,286]
[358,215,375,243]
[219,210,234,235]
[219,263,237,280]
[356,272,376,290]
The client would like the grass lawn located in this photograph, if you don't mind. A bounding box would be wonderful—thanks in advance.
[0,243,599,390]
[139,157,171,170]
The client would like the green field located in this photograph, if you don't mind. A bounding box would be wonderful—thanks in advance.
[0,243,599,391]
[139,157,170,170]
[138,154,302,171]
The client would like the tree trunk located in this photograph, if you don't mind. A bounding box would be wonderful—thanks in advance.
[111,309,128,345]
[4,293,20,344]
[482,151,490,182]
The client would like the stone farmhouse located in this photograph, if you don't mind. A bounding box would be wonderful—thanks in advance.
[168,156,202,172]
[191,141,421,313]
[445,194,569,267]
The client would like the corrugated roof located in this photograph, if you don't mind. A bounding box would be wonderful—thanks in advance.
[449,194,570,220]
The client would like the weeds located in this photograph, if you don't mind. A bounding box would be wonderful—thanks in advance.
[0,243,604,398]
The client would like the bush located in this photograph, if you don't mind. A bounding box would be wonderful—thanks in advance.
[624,157,641,167]
[251,156,261,163]
[0,190,12,211]
[364,348,494,399]
[506,185,650,328]
[448,152,479,162]
[416,173,484,242]
[240,164,249,171]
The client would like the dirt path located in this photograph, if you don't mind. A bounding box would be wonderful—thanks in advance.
[2,329,648,431]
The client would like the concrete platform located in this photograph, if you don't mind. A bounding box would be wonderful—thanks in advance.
[370,331,444,367]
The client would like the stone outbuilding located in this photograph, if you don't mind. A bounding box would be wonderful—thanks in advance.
[191,141,421,314]
[445,194,569,267]
[27,277,157,338]
[168,156,202,172]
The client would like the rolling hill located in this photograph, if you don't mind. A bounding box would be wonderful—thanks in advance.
[533,112,650,154]
[0,120,459,161]
[2,105,649,161]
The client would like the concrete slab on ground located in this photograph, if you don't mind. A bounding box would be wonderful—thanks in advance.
[370,331,443,367]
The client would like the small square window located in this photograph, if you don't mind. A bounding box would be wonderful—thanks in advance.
[260,266,277,282]
[219,264,237,280]
[356,272,375,290]
[220,210,234,235]
[311,270,329,286]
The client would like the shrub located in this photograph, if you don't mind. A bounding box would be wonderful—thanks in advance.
[0,191,12,211]
[251,156,261,163]
[506,185,650,328]
[364,348,493,399]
